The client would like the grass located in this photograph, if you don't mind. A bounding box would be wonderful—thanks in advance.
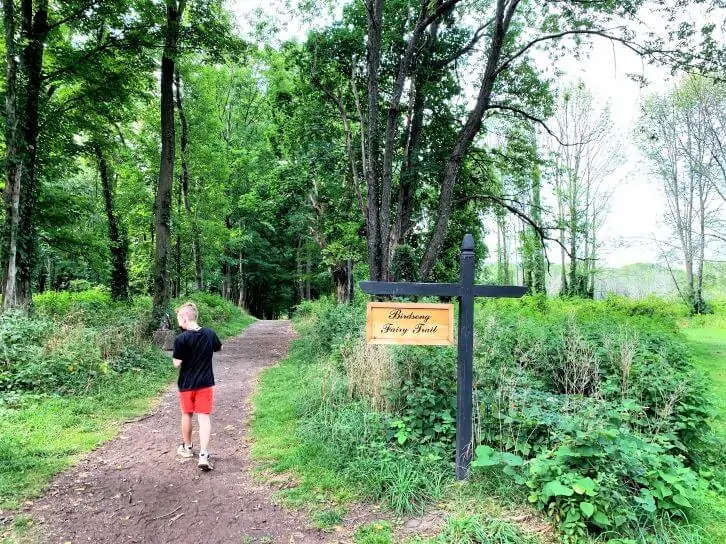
[248,300,726,543]
[210,309,256,339]
[0,296,254,514]
[681,325,726,435]
[249,340,356,509]
[679,315,726,544]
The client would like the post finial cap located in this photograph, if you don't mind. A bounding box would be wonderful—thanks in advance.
[461,233,475,252]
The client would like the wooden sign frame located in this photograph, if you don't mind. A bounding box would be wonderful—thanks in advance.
[360,234,528,480]
[366,302,454,345]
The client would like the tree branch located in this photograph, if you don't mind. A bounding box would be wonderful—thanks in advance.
[487,103,583,147]
[47,0,99,30]
[431,20,492,69]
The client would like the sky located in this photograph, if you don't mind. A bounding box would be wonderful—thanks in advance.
[225,0,698,268]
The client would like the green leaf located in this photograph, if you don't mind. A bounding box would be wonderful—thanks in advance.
[672,494,692,508]
[501,452,524,466]
[592,511,612,527]
[566,508,581,523]
[572,477,596,495]
[471,446,501,467]
[580,501,595,518]
[543,480,574,498]
[555,445,576,458]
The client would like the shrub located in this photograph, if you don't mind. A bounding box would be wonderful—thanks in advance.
[3,291,248,399]
[292,294,716,542]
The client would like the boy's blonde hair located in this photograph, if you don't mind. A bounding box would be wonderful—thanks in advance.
[176,301,199,322]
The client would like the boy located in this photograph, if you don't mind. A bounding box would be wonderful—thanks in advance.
[172,302,222,471]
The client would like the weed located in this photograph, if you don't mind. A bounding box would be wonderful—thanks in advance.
[312,506,346,531]
[354,521,393,544]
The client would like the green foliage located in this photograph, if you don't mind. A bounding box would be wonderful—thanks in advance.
[1,291,251,400]
[411,515,538,544]
[468,296,722,541]
[282,295,721,542]
[354,521,393,544]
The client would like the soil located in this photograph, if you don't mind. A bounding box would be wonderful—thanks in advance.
[24,321,361,544]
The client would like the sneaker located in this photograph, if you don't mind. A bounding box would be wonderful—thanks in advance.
[176,444,194,458]
[198,453,213,471]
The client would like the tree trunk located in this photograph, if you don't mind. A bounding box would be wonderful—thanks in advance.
[568,180,578,296]
[237,249,245,308]
[95,144,129,301]
[3,1,49,311]
[305,249,312,300]
[151,0,184,328]
[530,164,546,293]
[296,238,304,303]
[3,0,19,294]
[331,263,351,304]
[174,68,203,291]
[4,166,21,310]
[392,18,437,252]
[694,175,707,313]
[419,0,515,280]
[364,0,383,281]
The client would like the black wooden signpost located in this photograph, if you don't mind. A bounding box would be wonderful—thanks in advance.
[360,234,527,480]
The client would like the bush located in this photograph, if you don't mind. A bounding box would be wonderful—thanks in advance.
[291,294,717,542]
[2,291,251,400]
[34,288,150,328]
[469,297,715,541]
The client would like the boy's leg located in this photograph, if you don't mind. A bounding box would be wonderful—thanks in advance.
[177,390,195,457]
[195,387,214,471]
[181,412,193,446]
[197,413,211,453]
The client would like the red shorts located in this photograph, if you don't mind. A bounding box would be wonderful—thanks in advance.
[178,387,214,414]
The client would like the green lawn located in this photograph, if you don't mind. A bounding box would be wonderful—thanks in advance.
[682,326,726,435]
[681,321,726,543]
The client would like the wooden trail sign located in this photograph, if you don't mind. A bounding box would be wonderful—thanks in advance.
[366,302,454,345]
[361,234,527,480]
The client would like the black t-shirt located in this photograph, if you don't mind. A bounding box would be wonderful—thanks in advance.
[172,327,222,391]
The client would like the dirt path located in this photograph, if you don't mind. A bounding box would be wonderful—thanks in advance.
[27,321,343,544]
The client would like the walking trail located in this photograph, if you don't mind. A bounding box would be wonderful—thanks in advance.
[26,320,354,544]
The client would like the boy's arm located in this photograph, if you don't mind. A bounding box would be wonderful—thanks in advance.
[172,336,184,368]
[213,331,222,353]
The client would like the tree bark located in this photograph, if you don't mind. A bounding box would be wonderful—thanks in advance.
[152,0,185,328]
[174,68,203,291]
[419,0,519,280]
[392,16,440,251]
[530,164,546,293]
[3,0,50,311]
[364,0,383,281]
[95,144,129,301]
[3,0,19,295]
[568,176,578,295]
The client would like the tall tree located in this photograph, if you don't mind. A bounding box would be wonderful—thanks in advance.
[94,143,130,300]
[3,0,50,310]
[638,77,724,313]
[546,84,619,297]
[174,68,203,291]
[151,0,185,327]
[2,0,161,310]
[312,0,725,282]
